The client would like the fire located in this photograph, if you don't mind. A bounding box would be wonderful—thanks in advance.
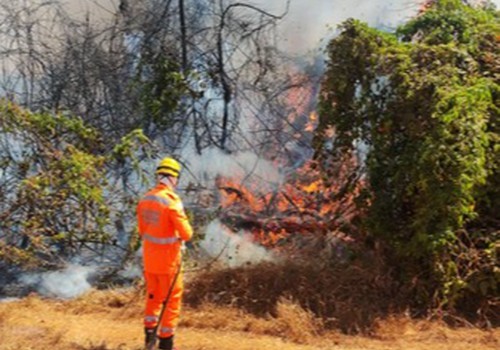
[261,66,318,169]
[283,71,314,125]
[210,64,360,256]
[216,155,363,256]
[304,111,318,132]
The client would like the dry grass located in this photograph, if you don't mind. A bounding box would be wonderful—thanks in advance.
[63,287,143,318]
[181,297,321,344]
[370,315,500,349]
[0,288,498,350]
[271,297,323,343]
[0,260,499,350]
[184,257,401,333]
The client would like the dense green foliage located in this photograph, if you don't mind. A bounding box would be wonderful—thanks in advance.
[315,0,499,319]
[136,54,190,132]
[0,101,152,268]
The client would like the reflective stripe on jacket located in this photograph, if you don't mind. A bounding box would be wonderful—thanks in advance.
[137,183,193,274]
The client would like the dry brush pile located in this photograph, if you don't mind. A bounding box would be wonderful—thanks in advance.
[185,255,404,334]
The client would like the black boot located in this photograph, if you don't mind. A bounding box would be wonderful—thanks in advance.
[145,327,156,348]
[158,335,174,350]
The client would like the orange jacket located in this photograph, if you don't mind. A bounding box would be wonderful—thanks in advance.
[137,183,193,274]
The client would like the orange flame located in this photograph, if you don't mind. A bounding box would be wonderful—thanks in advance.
[217,155,364,253]
[304,111,318,132]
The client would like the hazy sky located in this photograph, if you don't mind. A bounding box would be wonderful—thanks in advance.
[62,0,500,54]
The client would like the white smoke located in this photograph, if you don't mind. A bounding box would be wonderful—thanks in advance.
[119,260,143,279]
[180,147,283,190]
[239,0,415,54]
[53,1,441,55]
[8,0,500,72]
[250,0,500,54]
[20,264,95,299]
[0,297,20,303]
[200,219,276,267]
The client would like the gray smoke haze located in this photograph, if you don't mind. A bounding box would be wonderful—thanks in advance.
[20,264,95,299]
[0,297,20,303]
[253,0,419,54]
[200,219,276,267]
[180,147,283,190]
[254,0,500,54]
[60,0,500,55]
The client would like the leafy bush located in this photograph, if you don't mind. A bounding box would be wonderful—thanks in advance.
[0,101,152,269]
[315,0,499,321]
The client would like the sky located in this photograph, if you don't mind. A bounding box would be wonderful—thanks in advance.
[62,0,500,54]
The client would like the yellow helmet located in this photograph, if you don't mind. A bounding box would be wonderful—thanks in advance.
[156,157,181,178]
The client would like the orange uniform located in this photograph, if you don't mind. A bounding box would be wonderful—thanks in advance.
[137,182,193,339]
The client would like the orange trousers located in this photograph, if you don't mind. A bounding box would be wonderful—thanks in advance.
[144,270,183,338]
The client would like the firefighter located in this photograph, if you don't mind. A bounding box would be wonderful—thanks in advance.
[137,157,193,350]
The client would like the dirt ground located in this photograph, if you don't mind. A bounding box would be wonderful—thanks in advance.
[0,289,498,350]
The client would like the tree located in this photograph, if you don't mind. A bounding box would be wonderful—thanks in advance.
[0,0,293,156]
[0,101,152,269]
[0,0,304,271]
[316,0,498,319]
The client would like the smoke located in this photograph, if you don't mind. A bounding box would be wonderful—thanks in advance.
[60,0,119,23]
[180,147,283,190]
[0,297,20,303]
[240,0,415,54]
[119,257,143,280]
[253,0,500,54]
[54,1,425,55]
[200,219,276,267]
[20,264,95,299]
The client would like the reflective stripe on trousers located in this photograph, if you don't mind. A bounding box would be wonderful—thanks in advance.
[144,315,158,323]
[160,327,175,335]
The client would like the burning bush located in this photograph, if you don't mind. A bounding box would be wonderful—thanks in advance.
[216,156,365,259]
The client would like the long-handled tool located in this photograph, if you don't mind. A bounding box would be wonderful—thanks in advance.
[146,261,182,350]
